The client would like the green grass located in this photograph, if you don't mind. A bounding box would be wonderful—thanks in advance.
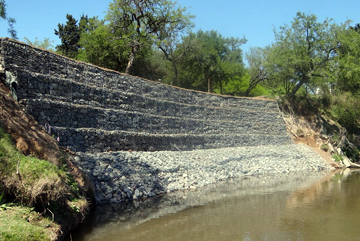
[332,153,343,162]
[0,206,53,241]
[0,126,90,240]
[0,127,69,204]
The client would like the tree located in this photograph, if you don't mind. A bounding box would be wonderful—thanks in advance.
[55,14,80,57]
[267,12,341,97]
[0,0,17,39]
[106,0,193,74]
[154,3,194,84]
[244,47,269,96]
[55,14,97,58]
[77,21,152,73]
[176,30,246,93]
[335,24,360,94]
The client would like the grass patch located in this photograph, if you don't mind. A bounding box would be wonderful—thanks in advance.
[332,154,343,162]
[0,126,91,239]
[0,205,56,241]
[0,127,69,205]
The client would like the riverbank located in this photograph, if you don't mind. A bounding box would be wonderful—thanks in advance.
[74,143,334,204]
[0,82,93,241]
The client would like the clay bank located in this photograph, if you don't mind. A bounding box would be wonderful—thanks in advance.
[0,38,333,204]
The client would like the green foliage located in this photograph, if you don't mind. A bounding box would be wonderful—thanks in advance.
[130,49,172,81]
[335,26,360,94]
[61,165,79,196]
[55,14,97,58]
[106,0,193,74]
[214,73,269,97]
[277,92,320,117]
[0,127,89,240]
[55,14,81,57]
[23,37,54,51]
[70,204,80,213]
[330,92,360,134]
[332,153,343,162]
[331,133,341,144]
[267,12,345,97]
[245,47,270,96]
[77,23,129,71]
[176,30,246,93]
[344,145,360,161]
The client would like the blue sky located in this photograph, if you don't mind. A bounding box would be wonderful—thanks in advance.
[0,0,359,55]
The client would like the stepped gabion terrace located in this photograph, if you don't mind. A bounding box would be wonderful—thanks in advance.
[1,38,333,204]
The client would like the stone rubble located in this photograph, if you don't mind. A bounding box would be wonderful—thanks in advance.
[74,143,334,204]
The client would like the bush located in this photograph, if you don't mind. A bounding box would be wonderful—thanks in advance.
[320,92,332,108]
[277,93,320,117]
[331,93,360,134]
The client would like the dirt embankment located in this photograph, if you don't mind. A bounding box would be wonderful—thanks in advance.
[0,82,62,165]
[282,112,342,168]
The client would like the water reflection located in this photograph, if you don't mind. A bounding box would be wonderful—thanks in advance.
[71,170,360,241]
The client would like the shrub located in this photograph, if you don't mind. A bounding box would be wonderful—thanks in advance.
[332,153,343,162]
[330,93,360,134]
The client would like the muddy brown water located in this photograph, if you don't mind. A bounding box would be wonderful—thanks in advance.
[70,169,360,241]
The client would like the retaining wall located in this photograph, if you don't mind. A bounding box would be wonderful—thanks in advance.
[0,38,291,153]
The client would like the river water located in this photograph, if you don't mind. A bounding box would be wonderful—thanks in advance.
[71,169,360,241]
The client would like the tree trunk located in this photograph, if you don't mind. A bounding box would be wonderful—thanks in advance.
[245,86,252,97]
[125,45,139,74]
[171,61,179,85]
[219,79,223,95]
[125,52,135,74]
[208,78,212,93]
[290,80,305,97]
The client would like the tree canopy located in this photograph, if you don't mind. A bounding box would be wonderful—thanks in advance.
[266,12,343,97]
[335,25,360,94]
[55,14,98,58]
[106,0,193,74]
[176,30,246,93]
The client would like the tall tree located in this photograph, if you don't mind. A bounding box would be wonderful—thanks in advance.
[154,3,194,84]
[267,12,341,97]
[0,0,17,39]
[335,24,360,94]
[55,14,97,58]
[106,0,193,74]
[55,14,81,58]
[244,47,269,96]
[77,21,152,74]
[176,30,246,93]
